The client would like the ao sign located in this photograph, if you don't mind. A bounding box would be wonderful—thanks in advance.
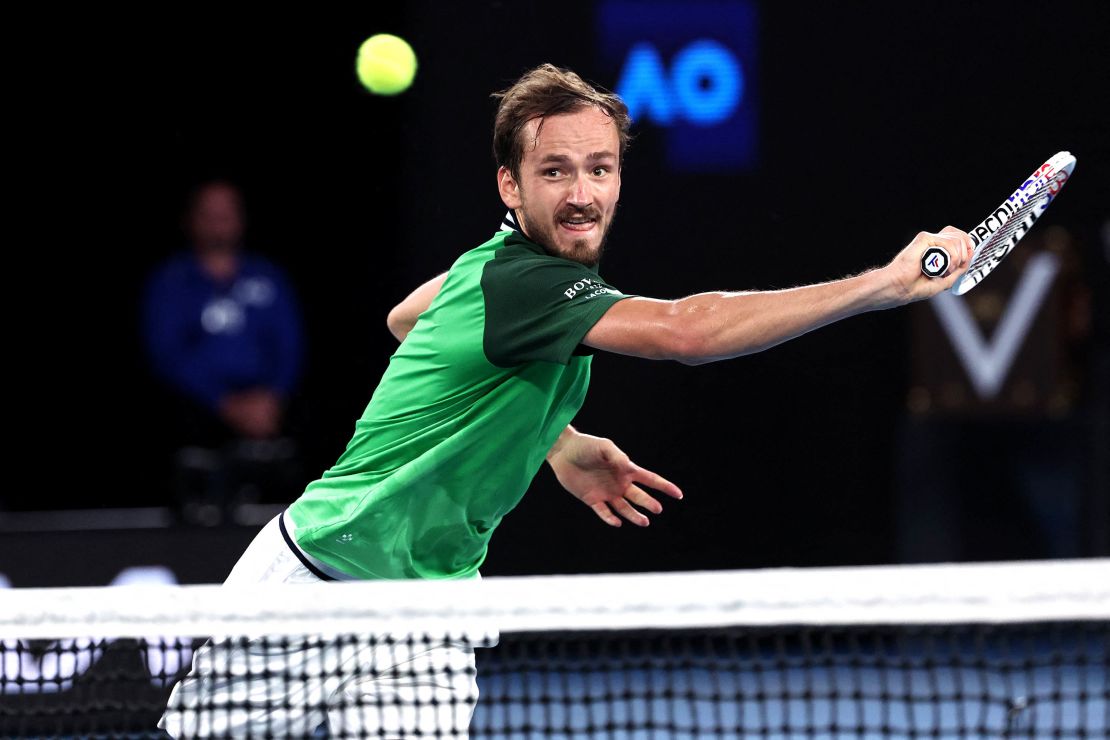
[598,0,758,172]
[618,40,744,127]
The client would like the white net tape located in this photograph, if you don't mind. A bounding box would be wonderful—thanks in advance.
[2,559,1108,640]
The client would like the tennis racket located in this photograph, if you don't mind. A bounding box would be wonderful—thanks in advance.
[920,151,1077,295]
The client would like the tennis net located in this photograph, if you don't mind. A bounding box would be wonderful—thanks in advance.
[1,559,1107,738]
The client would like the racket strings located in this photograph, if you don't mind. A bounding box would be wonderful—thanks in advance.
[951,153,1075,295]
[966,185,1050,272]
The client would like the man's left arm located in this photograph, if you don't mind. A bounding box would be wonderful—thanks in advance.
[387,272,448,341]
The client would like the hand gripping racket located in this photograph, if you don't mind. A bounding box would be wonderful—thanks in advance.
[920,151,1077,295]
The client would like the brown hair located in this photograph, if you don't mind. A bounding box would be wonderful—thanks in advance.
[492,64,632,179]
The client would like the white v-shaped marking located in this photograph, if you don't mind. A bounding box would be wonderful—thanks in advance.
[929,252,1060,399]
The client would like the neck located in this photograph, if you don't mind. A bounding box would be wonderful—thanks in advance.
[197,248,239,282]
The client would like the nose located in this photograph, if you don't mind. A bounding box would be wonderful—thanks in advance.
[567,173,592,207]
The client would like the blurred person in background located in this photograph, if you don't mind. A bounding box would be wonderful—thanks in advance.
[143,180,305,525]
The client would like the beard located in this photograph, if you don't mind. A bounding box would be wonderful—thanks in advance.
[520,203,615,268]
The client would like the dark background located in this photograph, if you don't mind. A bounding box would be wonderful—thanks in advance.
[9,1,1108,584]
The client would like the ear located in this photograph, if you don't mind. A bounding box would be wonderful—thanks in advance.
[498,166,522,209]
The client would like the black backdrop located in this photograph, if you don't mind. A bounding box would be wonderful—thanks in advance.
[22,1,1109,579]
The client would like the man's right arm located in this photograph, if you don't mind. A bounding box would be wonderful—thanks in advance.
[583,228,973,364]
[386,272,448,341]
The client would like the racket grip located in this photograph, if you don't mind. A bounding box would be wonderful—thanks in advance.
[920,246,951,278]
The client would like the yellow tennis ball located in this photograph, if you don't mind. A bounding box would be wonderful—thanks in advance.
[356,34,417,96]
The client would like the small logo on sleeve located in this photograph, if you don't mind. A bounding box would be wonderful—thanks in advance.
[564,277,620,300]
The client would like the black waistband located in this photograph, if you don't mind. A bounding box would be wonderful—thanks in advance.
[278,512,336,582]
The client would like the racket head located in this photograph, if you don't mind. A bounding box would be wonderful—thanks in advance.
[950,151,1077,296]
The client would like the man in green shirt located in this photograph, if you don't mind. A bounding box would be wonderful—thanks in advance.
[162,63,973,738]
[282,214,670,581]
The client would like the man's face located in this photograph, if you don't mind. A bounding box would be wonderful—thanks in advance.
[189,184,245,252]
[498,106,621,267]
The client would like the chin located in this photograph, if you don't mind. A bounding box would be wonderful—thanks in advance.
[563,239,601,268]
[525,223,604,267]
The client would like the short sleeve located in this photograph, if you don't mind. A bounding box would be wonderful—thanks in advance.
[481,244,631,367]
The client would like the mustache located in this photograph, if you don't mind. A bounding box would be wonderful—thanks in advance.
[555,205,602,222]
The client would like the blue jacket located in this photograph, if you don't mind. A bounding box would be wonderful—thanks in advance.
[143,252,304,410]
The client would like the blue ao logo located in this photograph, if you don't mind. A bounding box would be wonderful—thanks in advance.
[598,0,759,172]
[618,39,743,127]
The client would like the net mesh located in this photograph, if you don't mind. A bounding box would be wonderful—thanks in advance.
[2,560,1107,738]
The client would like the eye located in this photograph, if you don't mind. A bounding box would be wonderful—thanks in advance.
[593,166,610,177]
[543,168,561,178]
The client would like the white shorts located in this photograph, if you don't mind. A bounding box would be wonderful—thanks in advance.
[159,515,479,739]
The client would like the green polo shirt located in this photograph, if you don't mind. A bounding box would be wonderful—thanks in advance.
[286,227,630,579]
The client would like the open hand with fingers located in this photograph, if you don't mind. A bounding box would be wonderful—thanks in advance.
[546,426,683,527]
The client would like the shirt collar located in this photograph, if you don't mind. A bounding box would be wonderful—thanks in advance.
[500,210,522,233]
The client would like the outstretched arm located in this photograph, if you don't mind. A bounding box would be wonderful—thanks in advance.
[387,272,448,341]
[583,228,974,364]
[546,425,683,527]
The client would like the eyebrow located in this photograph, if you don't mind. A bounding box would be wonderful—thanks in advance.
[536,151,618,165]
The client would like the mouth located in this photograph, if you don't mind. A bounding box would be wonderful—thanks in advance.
[558,213,598,233]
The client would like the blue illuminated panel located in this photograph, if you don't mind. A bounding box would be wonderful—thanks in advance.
[597,0,759,173]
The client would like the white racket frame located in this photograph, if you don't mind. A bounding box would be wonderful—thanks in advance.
[923,151,1076,295]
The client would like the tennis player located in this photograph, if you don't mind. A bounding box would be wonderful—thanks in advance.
[161,63,973,738]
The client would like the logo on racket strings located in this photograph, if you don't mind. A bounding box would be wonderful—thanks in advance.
[971,164,1068,248]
